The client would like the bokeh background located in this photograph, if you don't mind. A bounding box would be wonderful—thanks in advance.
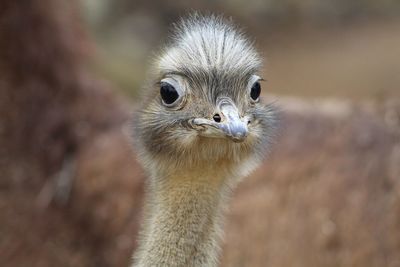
[1,0,400,266]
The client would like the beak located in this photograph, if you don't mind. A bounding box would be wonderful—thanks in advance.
[190,97,249,142]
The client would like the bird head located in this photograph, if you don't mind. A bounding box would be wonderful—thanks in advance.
[134,15,276,174]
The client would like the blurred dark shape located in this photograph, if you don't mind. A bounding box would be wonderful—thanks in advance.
[0,1,143,266]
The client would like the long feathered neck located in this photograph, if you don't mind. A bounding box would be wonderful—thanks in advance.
[132,164,235,267]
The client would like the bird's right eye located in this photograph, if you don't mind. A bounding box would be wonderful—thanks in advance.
[160,82,179,106]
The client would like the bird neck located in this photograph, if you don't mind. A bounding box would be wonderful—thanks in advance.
[133,167,233,267]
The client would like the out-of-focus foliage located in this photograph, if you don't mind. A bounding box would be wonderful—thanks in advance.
[80,0,400,99]
[84,0,400,30]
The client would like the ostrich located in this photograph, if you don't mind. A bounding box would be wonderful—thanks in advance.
[132,14,276,267]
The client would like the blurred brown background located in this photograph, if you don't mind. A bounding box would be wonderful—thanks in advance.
[1,0,399,266]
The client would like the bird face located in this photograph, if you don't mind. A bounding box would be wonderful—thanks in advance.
[134,15,276,170]
[157,73,263,143]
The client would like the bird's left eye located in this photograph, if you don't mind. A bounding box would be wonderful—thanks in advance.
[250,81,261,101]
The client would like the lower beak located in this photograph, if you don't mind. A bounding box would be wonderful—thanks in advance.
[191,97,249,142]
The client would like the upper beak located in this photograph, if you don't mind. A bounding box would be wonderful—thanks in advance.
[190,97,249,142]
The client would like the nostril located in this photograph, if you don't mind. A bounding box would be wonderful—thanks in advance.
[213,113,221,123]
[247,119,251,125]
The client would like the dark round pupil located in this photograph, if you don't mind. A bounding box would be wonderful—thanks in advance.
[160,82,179,105]
[250,82,261,100]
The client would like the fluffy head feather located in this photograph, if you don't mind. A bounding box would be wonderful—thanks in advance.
[158,15,261,89]
[133,14,276,176]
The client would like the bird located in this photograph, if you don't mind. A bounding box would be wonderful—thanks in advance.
[131,14,276,267]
